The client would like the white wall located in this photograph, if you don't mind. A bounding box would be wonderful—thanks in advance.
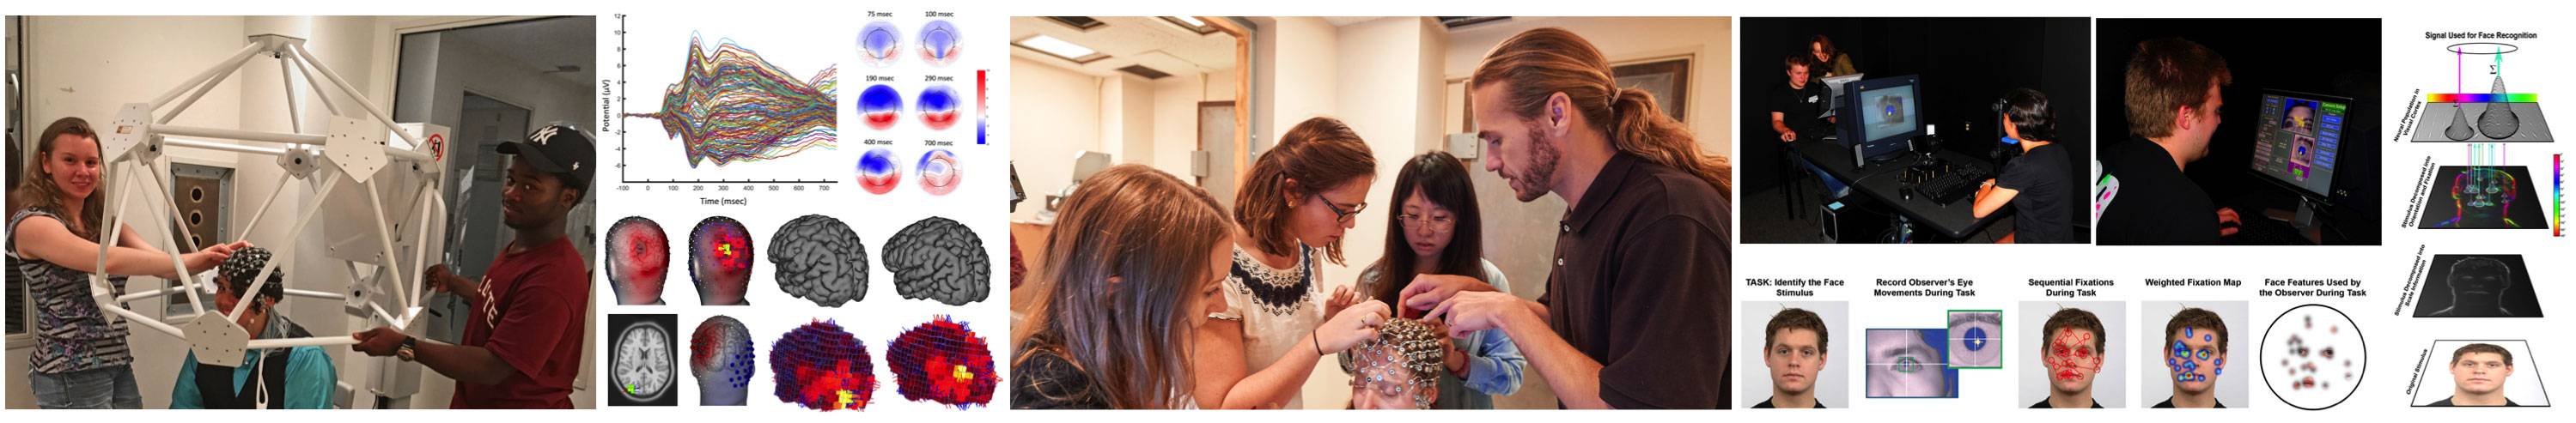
[1148,71,1233,180]
[1251,17,1339,157]
[1008,56,1105,223]
[1112,75,1156,168]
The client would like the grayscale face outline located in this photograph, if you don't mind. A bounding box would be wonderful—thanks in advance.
[2447,257,2512,313]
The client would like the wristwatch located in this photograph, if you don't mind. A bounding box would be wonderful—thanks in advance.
[396,335,419,362]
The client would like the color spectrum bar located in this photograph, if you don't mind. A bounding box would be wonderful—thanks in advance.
[2428,93,2540,102]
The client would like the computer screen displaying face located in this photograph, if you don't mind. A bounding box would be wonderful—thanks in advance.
[2250,94,2347,197]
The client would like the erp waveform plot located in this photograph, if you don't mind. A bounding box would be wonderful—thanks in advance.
[628,33,838,168]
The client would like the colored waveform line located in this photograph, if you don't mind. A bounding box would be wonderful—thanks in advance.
[2427,93,2539,103]
[627,33,838,168]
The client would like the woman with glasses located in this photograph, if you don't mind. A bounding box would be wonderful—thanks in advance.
[1191,117,1392,408]
[1352,151,1526,408]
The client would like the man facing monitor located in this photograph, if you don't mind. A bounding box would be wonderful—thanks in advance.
[2098,38,2238,245]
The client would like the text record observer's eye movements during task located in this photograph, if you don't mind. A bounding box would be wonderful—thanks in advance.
[594,9,1007,412]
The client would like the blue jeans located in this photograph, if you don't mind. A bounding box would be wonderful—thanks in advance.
[28,365,143,408]
[1799,156,1851,200]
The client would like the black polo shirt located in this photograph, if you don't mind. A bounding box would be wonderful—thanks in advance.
[1769,81,1832,141]
[2031,397,2104,408]
[2096,137,2220,245]
[1544,153,1733,409]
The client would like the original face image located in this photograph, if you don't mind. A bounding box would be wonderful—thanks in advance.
[1768,328,1826,395]
[1948,311,2001,368]
[1867,329,1953,398]
[2450,351,2513,397]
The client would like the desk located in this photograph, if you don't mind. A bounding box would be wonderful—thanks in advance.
[1793,140,2009,240]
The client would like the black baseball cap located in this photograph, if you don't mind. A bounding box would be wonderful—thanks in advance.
[496,125,594,190]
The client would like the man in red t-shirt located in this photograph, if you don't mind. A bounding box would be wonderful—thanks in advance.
[353,125,594,408]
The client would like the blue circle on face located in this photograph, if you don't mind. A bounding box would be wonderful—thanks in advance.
[1964,327,1989,351]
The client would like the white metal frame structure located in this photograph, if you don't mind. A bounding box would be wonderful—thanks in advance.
[88,33,451,393]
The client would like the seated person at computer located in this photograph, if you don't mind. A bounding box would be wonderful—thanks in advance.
[1770,55,1845,199]
[2098,38,2239,245]
[1971,88,2076,244]
[172,247,338,409]
[2427,343,2520,407]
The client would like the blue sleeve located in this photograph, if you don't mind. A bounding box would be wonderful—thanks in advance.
[1463,328,1526,396]
[285,347,338,409]
[170,352,204,409]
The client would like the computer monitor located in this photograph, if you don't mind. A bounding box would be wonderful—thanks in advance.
[1838,75,1922,164]
[1819,73,1866,118]
[2248,89,2350,200]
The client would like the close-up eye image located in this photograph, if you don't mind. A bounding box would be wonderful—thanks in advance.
[918,19,959,67]
[1949,311,2003,368]
[612,314,679,407]
[1867,328,1956,398]
[691,216,757,305]
[607,216,672,305]
[860,21,901,67]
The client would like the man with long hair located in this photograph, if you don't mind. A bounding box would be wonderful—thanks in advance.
[1404,27,1733,409]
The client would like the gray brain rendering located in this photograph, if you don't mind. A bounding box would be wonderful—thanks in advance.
[769,215,868,306]
[883,216,990,305]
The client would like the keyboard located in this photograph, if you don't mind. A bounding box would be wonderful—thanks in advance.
[2223,215,2317,245]
[1903,161,1991,205]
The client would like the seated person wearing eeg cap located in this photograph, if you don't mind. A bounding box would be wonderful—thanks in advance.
[172,246,337,409]
[1342,318,1450,409]
[1972,88,2076,244]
